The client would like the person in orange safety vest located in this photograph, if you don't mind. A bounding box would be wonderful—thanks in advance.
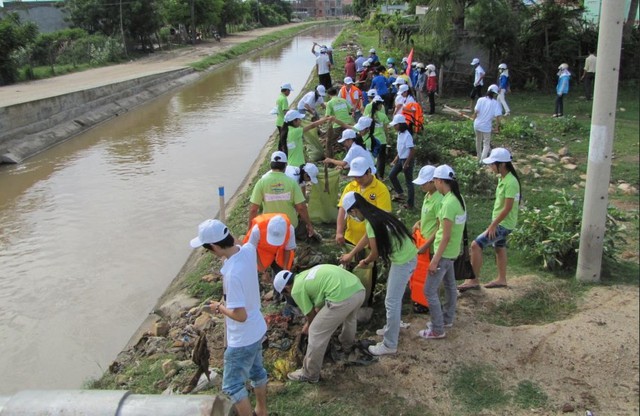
[243,213,296,275]
[339,77,364,121]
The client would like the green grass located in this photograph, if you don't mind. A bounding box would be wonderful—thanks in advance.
[18,63,95,82]
[513,380,549,409]
[481,278,587,326]
[448,363,510,413]
[179,253,221,299]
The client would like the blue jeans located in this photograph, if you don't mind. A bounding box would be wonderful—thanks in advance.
[389,158,415,207]
[222,339,268,404]
[381,257,417,349]
[474,225,512,249]
[424,258,457,334]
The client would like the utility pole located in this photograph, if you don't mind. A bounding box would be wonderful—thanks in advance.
[576,2,625,282]
[190,0,196,44]
[120,0,128,58]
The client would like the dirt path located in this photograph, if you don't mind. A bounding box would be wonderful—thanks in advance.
[0,23,309,107]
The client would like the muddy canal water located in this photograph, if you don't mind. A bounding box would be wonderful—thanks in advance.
[0,25,340,394]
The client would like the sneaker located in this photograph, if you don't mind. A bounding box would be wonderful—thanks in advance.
[376,321,411,336]
[287,369,319,383]
[417,328,446,340]
[427,321,453,330]
[368,342,397,356]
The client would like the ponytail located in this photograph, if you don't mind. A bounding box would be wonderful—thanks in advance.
[298,164,306,184]
[444,179,466,212]
[504,161,523,205]
[353,135,365,148]
[279,122,292,155]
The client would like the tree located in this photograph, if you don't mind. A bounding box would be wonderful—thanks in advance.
[0,13,38,85]
[466,0,522,65]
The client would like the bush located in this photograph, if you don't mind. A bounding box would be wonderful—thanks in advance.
[414,120,476,165]
[453,155,496,195]
[510,191,621,271]
[500,116,542,142]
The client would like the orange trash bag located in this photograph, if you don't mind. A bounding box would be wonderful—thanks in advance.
[409,229,430,307]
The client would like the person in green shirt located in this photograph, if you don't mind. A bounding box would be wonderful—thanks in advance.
[339,191,417,356]
[325,86,353,143]
[275,83,293,139]
[419,164,466,340]
[273,265,365,383]
[249,151,315,238]
[369,98,391,178]
[459,147,521,291]
[280,110,331,168]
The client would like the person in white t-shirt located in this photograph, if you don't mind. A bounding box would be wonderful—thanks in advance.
[322,129,377,174]
[189,219,268,416]
[314,44,332,90]
[297,85,327,119]
[469,58,485,109]
[472,85,503,161]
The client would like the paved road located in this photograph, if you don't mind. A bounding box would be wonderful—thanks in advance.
[0,23,308,107]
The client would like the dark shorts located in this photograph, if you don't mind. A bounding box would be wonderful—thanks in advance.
[470,85,483,99]
[474,225,512,249]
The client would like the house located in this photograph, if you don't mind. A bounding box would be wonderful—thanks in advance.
[0,0,69,33]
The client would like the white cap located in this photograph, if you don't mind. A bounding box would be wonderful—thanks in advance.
[342,191,357,215]
[498,63,508,69]
[416,63,425,68]
[316,85,326,96]
[470,58,480,65]
[280,83,293,91]
[347,157,371,177]
[369,48,376,53]
[320,46,327,53]
[558,63,569,70]
[433,164,456,180]
[273,270,293,293]
[389,114,407,126]
[413,165,436,185]
[482,147,512,164]
[373,95,384,103]
[271,151,287,163]
[284,109,305,123]
[402,57,408,63]
[353,116,372,132]
[487,84,499,95]
[398,84,409,94]
[303,163,319,184]
[344,76,354,85]
[337,129,357,143]
[426,64,436,71]
[363,60,371,67]
[357,50,363,56]
[327,45,333,51]
[393,78,406,85]
[266,215,287,246]
[367,88,377,97]
[190,219,229,248]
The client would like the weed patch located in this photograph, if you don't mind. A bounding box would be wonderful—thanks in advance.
[448,363,510,413]
[513,380,549,409]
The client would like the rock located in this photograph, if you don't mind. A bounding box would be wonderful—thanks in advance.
[176,360,194,369]
[561,403,575,413]
[543,146,551,152]
[560,156,576,164]
[542,157,557,164]
[558,146,570,157]
[620,107,626,112]
[263,290,274,301]
[449,149,463,157]
[521,165,533,175]
[115,375,129,386]
[164,369,177,379]
[544,152,560,161]
[356,306,373,324]
[563,164,578,170]
[194,313,213,331]
[152,321,170,337]
[188,307,199,316]
[533,173,541,179]
[579,181,586,187]
[201,273,218,283]
[609,184,617,194]
[158,293,200,320]
[618,183,639,195]
[162,359,176,375]
[580,174,588,180]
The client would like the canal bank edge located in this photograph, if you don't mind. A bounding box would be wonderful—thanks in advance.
[118,35,335,354]
[0,22,328,165]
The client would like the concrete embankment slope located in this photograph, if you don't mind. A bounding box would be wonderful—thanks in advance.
[0,68,199,164]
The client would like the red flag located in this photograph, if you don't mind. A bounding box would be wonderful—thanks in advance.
[406,48,414,78]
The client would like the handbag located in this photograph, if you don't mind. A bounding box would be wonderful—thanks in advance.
[453,224,475,281]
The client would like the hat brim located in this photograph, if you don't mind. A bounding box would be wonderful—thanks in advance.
[190,237,204,248]
[412,178,429,185]
[266,232,286,247]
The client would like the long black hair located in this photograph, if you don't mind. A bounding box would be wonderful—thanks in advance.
[396,122,414,136]
[498,161,523,205]
[441,174,466,212]
[350,193,414,262]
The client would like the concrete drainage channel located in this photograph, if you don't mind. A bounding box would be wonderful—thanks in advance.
[0,390,233,415]
[0,67,199,164]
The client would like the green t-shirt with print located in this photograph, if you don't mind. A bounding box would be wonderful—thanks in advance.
[250,171,305,227]
[291,264,365,315]
[372,110,389,144]
[365,221,417,264]
[325,96,352,128]
[286,126,305,167]
[492,172,520,230]
[276,93,288,127]
[434,192,466,259]
[420,191,443,240]
[363,102,373,117]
